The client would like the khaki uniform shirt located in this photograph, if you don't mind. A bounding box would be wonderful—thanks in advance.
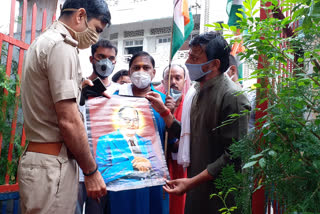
[186,74,250,214]
[21,21,82,142]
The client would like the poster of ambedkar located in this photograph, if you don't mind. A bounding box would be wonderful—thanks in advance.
[86,95,169,191]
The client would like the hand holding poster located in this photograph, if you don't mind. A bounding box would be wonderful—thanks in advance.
[86,95,169,192]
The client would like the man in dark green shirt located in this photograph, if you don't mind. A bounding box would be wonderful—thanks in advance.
[146,31,250,214]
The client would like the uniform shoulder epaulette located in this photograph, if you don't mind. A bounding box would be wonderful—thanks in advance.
[61,33,78,47]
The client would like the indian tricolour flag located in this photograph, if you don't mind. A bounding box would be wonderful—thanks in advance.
[171,0,194,59]
[227,0,245,83]
[226,0,245,27]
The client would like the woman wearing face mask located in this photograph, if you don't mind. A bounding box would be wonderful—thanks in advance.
[111,51,169,214]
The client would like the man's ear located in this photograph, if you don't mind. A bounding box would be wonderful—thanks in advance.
[151,69,156,80]
[75,8,86,23]
[208,59,220,72]
[213,59,220,70]
[89,56,93,64]
[230,65,237,75]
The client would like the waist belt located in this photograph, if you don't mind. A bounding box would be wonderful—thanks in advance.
[27,142,63,156]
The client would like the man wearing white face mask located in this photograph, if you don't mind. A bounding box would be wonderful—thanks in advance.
[145,32,251,214]
[76,39,118,214]
[112,51,169,214]
[19,0,110,213]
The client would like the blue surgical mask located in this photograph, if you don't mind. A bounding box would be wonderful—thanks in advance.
[170,88,182,101]
[185,60,214,81]
[94,58,115,79]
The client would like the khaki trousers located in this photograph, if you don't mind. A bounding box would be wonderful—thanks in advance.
[18,144,79,214]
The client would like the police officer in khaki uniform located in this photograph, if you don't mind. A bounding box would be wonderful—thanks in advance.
[18,0,111,213]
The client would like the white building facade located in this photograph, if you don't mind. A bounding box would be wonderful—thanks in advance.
[99,0,202,82]
[5,0,228,81]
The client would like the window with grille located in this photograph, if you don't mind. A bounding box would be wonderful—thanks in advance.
[158,37,171,44]
[124,39,143,55]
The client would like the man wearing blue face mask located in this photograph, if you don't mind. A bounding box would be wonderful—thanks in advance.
[146,31,251,214]
[76,39,118,214]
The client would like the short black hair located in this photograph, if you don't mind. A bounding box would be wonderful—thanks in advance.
[60,0,111,26]
[189,31,231,73]
[129,51,155,68]
[91,39,118,56]
[112,69,129,82]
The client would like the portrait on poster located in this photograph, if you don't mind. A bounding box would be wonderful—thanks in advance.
[86,95,169,191]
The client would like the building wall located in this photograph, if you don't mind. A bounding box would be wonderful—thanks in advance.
[200,0,228,33]
[98,15,200,82]
[29,0,203,83]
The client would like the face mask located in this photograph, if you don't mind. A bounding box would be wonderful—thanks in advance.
[185,60,214,81]
[60,9,99,49]
[225,66,235,81]
[94,58,114,79]
[224,71,232,81]
[130,71,151,89]
[170,88,182,101]
[75,20,99,49]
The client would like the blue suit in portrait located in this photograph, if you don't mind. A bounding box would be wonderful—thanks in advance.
[106,86,169,214]
[96,130,158,184]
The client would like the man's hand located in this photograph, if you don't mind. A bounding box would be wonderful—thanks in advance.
[165,95,176,113]
[102,90,111,99]
[145,92,167,114]
[82,78,111,99]
[163,169,213,195]
[163,178,191,195]
[82,78,94,88]
[84,170,107,201]
[146,91,175,127]
[132,156,151,172]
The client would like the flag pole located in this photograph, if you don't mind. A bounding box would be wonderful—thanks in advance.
[164,0,176,164]
[162,2,176,200]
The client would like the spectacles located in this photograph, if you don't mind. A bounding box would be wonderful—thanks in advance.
[121,117,139,123]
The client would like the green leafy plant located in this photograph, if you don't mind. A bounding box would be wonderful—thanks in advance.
[208,0,320,213]
[0,44,25,184]
[210,187,238,214]
[212,165,252,213]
